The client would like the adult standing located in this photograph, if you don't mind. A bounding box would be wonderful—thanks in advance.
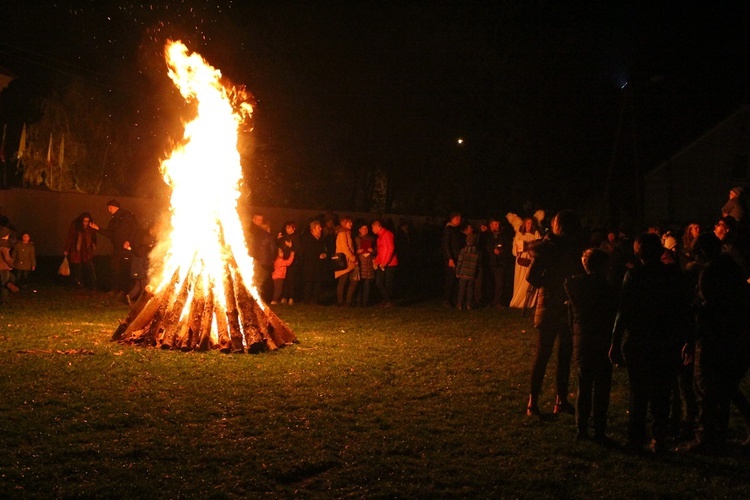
[679,233,750,453]
[372,219,398,307]
[509,217,541,309]
[354,222,376,307]
[249,213,275,302]
[441,212,464,308]
[334,216,358,306]
[63,212,98,289]
[722,186,747,225]
[525,210,584,417]
[483,217,513,308]
[89,200,139,298]
[610,232,691,453]
[299,219,329,305]
[277,221,300,304]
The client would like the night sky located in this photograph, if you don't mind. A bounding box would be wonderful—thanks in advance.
[2,1,750,218]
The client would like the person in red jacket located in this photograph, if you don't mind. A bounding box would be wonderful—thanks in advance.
[371,219,398,307]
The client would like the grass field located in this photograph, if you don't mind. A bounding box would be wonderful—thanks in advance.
[1,284,750,498]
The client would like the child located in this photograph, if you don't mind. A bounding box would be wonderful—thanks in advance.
[270,247,295,305]
[455,232,480,310]
[0,227,15,302]
[13,232,36,289]
[564,248,619,443]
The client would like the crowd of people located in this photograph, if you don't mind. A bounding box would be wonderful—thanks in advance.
[2,189,750,456]
[520,187,750,457]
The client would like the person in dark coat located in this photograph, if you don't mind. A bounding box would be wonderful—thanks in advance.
[678,232,750,453]
[299,219,329,304]
[441,212,464,307]
[277,221,301,304]
[63,212,97,289]
[525,209,585,417]
[565,248,618,442]
[610,232,692,453]
[483,217,513,308]
[89,200,139,298]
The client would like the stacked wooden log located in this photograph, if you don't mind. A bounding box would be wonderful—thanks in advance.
[112,258,296,353]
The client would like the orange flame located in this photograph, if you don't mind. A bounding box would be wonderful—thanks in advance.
[152,40,260,344]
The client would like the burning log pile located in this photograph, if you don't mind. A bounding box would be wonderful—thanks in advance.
[112,40,295,353]
[112,252,296,352]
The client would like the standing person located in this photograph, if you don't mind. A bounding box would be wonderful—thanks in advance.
[610,232,692,453]
[455,232,480,310]
[678,233,750,454]
[89,200,139,298]
[509,217,542,309]
[277,221,300,304]
[441,212,464,308]
[249,213,275,302]
[0,226,14,304]
[12,231,36,289]
[680,222,702,270]
[63,212,98,290]
[270,247,295,305]
[372,219,398,307]
[334,216,358,306]
[564,248,619,443]
[525,210,584,417]
[354,222,376,307]
[299,219,329,305]
[483,217,512,308]
[721,186,747,225]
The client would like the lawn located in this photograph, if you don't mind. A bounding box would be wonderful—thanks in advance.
[1,284,750,498]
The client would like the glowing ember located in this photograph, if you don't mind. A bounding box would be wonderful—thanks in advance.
[113,41,295,352]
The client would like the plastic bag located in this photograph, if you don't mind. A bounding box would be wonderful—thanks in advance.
[58,256,71,276]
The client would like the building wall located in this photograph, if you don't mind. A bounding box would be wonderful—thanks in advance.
[644,108,750,226]
[0,187,434,256]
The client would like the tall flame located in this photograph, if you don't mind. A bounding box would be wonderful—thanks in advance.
[153,41,260,340]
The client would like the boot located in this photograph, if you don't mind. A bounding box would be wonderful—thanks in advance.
[553,395,575,415]
[526,395,541,417]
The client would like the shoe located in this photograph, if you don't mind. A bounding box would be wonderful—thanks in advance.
[280,298,287,304]
[553,401,575,415]
[526,405,541,417]
[457,305,463,311]
[7,283,20,293]
[466,305,472,310]
[270,301,278,305]
[288,298,294,305]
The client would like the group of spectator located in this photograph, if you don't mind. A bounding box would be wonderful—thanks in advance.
[523,187,750,456]
[0,212,35,305]
[248,213,400,308]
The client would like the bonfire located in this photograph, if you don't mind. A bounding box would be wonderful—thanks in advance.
[113,41,296,353]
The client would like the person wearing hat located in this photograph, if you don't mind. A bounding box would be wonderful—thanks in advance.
[0,226,15,304]
[722,187,747,225]
[89,200,140,299]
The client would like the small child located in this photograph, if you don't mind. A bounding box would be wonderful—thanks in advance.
[271,247,295,305]
[455,232,479,310]
[564,248,619,443]
[13,232,36,289]
[0,227,15,302]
